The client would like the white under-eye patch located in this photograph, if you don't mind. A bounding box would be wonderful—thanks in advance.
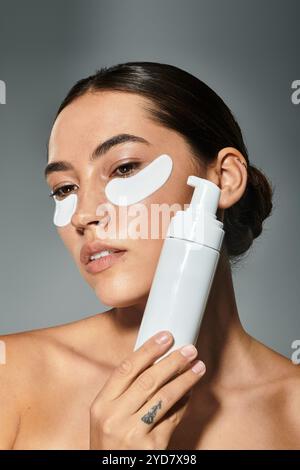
[53,193,78,227]
[104,154,173,206]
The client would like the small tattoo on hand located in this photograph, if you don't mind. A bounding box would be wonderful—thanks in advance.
[141,400,162,425]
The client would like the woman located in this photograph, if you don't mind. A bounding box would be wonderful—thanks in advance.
[1,61,299,450]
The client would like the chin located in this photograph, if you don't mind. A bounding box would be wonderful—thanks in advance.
[77,251,156,309]
[93,274,150,309]
[94,288,147,309]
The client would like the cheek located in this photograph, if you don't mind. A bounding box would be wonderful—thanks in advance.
[57,225,78,258]
[91,239,164,306]
[136,178,192,239]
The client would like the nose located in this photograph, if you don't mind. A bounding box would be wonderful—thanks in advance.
[71,187,111,233]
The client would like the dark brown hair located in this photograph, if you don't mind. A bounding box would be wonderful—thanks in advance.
[54,61,274,264]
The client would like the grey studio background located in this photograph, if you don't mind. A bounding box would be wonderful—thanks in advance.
[0,0,299,359]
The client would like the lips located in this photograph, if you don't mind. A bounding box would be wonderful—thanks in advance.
[80,240,126,266]
[84,250,126,274]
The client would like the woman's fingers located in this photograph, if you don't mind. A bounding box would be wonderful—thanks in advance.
[133,358,205,432]
[90,329,206,450]
[150,392,193,448]
[117,344,199,414]
[96,331,174,402]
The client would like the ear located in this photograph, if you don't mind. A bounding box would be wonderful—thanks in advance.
[206,147,248,215]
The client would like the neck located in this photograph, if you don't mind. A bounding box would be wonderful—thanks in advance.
[110,246,253,389]
[194,247,253,388]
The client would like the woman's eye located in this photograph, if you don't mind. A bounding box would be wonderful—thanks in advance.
[49,184,78,201]
[49,163,141,200]
[113,161,141,178]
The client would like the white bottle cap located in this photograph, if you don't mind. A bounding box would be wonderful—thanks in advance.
[166,175,225,251]
[187,176,220,215]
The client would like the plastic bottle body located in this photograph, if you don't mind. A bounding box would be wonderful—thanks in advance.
[134,236,220,361]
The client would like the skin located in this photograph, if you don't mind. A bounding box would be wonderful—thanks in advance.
[0,90,299,450]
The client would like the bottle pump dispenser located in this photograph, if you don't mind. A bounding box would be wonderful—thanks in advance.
[134,176,225,362]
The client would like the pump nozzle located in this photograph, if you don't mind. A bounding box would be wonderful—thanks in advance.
[187,176,220,215]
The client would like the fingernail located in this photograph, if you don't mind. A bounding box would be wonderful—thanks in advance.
[180,344,197,358]
[191,360,206,374]
[155,331,172,345]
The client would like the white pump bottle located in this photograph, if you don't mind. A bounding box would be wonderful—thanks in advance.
[133,175,225,362]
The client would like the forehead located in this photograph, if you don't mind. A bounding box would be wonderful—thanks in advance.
[48,91,156,158]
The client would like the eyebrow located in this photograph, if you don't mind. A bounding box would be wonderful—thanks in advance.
[44,133,150,179]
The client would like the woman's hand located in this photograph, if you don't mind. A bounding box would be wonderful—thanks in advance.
[89,330,206,449]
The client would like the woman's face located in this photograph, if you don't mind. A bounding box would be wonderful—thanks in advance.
[46,91,202,308]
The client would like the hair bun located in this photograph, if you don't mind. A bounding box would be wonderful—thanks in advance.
[224,163,274,260]
[247,164,274,237]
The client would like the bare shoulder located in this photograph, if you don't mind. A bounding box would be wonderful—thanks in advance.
[277,356,300,432]
[277,361,300,448]
[253,338,300,447]
[0,309,112,374]
[255,337,300,392]
[0,311,111,449]
[0,329,51,449]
